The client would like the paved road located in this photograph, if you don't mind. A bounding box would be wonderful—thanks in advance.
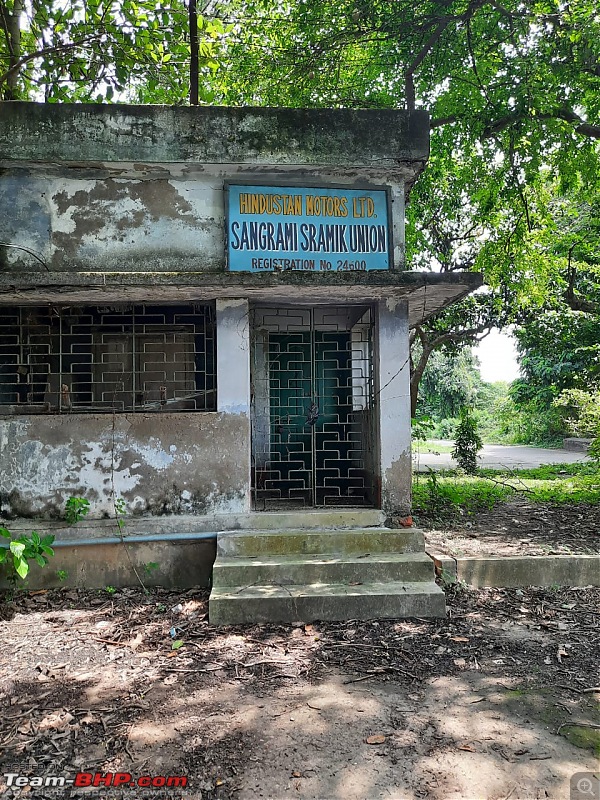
[413,441,590,471]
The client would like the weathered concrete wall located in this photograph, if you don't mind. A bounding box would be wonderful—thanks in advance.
[0,412,249,519]
[0,104,429,169]
[0,104,426,273]
[0,538,217,590]
[0,169,408,274]
[377,298,412,516]
[216,298,251,513]
[0,171,224,272]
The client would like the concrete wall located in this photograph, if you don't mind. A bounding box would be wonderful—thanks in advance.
[0,104,429,171]
[0,104,429,274]
[0,411,249,519]
[0,537,217,590]
[377,298,412,516]
[0,172,224,272]
[0,168,407,273]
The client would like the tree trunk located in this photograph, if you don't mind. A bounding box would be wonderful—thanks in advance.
[410,344,432,417]
[4,0,23,100]
[189,0,199,105]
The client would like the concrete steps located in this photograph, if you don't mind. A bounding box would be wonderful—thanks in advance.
[209,523,446,625]
[213,552,435,587]
[209,581,446,624]
[216,527,425,557]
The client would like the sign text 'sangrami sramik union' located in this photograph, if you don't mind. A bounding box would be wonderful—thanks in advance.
[227,185,391,272]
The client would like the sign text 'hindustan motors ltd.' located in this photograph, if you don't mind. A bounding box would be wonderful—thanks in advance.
[226,185,391,271]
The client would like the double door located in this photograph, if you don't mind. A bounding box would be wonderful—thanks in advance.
[251,306,376,509]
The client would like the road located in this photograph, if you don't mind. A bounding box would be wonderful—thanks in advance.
[413,441,590,471]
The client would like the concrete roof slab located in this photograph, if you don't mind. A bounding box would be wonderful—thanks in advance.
[0,104,429,181]
[0,270,482,325]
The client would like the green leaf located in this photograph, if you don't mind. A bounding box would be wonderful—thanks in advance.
[14,557,29,580]
[10,541,25,559]
[171,639,184,650]
[0,527,11,538]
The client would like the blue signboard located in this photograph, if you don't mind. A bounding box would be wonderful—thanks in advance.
[226,184,391,272]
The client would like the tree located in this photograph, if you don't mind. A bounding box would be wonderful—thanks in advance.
[0,0,224,103]
[417,348,484,421]
[213,0,599,405]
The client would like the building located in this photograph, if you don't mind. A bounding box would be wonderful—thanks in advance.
[0,104,480,621]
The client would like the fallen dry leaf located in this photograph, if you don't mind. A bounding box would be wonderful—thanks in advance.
[458,744,477,752]
[366,734,386,745]
[38,711,74,732]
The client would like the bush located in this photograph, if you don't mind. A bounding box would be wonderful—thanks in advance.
[433,416,459,439]
[554,389,600,438]
[495,396,565,445]
[412,472,513,517]
[452,408,483,474]
[0,528,55,584]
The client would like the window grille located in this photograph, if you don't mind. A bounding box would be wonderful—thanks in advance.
[0,304,216,413]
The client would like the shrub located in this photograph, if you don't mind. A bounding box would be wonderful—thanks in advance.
[452,408,483,474]
[554,389,600,438]
[0,528,55,584]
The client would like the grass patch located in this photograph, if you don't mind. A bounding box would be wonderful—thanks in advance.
[412,461,600,519]
[413,440,454,454]
[560,725,600,757]
[478,462,596,480]
[412,472,513,518]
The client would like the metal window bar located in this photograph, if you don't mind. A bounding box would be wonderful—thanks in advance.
[251,305,376,510]
[0,304,216,413]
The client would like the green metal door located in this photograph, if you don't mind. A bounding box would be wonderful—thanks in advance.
[251,306,376,509]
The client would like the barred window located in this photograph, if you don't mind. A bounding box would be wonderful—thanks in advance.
[0,304,216,413]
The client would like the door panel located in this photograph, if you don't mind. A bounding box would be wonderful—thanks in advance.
[251,306,376,510]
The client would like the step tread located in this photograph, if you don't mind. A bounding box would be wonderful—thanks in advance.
[213,552,432,567]
[217,527,398,537]
[210,580,444,600]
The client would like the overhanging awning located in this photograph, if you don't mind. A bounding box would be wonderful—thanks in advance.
[0,270,482,327]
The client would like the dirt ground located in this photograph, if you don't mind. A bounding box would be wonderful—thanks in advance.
[420,498,600,558]
[1,582,598,800]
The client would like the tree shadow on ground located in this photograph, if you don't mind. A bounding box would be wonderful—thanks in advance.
[0,585,598,799]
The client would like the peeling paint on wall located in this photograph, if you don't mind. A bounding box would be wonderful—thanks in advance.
[0,172,225,272]
[382,450,412,516]
[0,412,250,519]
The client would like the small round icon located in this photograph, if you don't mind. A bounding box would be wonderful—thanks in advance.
[577,778,595,796]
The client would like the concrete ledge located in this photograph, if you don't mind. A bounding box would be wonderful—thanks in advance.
[0,103,429,169]
[0,538,215,591]
[209,580,446,624]
[427,551,457,581]
[1,509,385,542]
[427,554,600,588]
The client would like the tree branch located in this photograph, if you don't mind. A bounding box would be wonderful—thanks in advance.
[0,36,97,88]
[405,17,452,110]
[483,108,600,140]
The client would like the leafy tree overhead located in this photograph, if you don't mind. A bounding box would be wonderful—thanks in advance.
[214,0,599,406]
[1,0,598,414]
[0,0,225,103]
